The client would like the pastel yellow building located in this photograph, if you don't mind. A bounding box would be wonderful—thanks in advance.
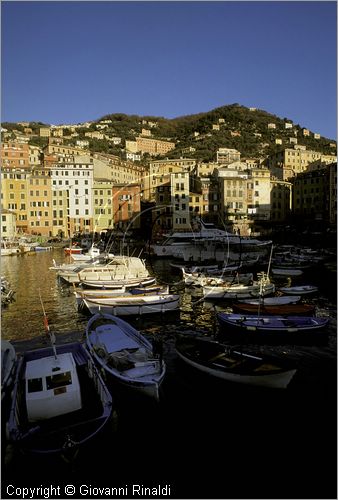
[27,167,53,236]
[93,180,113,232]
[1,168,29,233]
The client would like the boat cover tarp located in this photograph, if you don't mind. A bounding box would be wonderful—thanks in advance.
[91,324,139,353]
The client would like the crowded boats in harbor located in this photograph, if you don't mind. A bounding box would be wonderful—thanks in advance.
[1,225,336,499]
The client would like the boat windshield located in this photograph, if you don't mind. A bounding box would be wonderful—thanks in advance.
[46,371,72,390]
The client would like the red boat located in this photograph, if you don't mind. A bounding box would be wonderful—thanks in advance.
[64,245,83,255]
[232,302,316,316]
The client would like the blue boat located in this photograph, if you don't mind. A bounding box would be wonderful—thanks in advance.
[217,313,329,344]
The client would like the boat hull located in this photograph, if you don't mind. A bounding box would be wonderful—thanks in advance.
[176,337,297,389]
[83,295,180,316]
[278,286,319,296]
[232,303,316,316]
[203,283,275,300]
[217,313,329,345]
[7,342,114,457]
[85,313,166,401]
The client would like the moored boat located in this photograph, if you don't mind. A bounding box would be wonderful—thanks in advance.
[175,335,297,389]
[1,340,17,404]
[82,292,180,316]
[237,295,302,305]
[217,312,329,344]
[278,285,319,296]
[6,341,115,459]
[232,302,316,316]
[74,284,169,307]
[271,268,303,277]
[77,256,151,288]
[85,313,166,401]
[80,276,156,290]
[64,245,83,255]
[203,276,275,300]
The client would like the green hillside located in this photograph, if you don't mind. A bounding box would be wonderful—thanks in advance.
[3,104,336,162]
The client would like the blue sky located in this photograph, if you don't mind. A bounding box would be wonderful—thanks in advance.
[2,1,337,139]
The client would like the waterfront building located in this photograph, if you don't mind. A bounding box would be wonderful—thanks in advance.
[27,167,53,236]
[247,168,271,223]
[146,158,196,201]
[112,184,142,231]
[217,167,248,230]
[50,159,94,236]
[189,178,220,226]
[292,165,330,224]
[171,171,190,231]
[93,179,113,233]
[1,209,17,238]
[1,168,29,233]
[153,182,172,234]
[270,178,292,223]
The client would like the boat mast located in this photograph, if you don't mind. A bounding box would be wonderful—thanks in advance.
[267,243,273,278]
[39,289,58,360]
[257,243,274,324]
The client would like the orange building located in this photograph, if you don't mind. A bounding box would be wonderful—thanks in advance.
[1,142,30,169]
[112,184,142,231]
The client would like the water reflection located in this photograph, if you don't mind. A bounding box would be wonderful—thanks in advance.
[1,249,216,341]
[1,248,337,352]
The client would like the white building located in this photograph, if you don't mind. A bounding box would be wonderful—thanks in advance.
[50,160,94,234]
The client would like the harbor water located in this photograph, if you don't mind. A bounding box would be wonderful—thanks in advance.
[1,248,337,499]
